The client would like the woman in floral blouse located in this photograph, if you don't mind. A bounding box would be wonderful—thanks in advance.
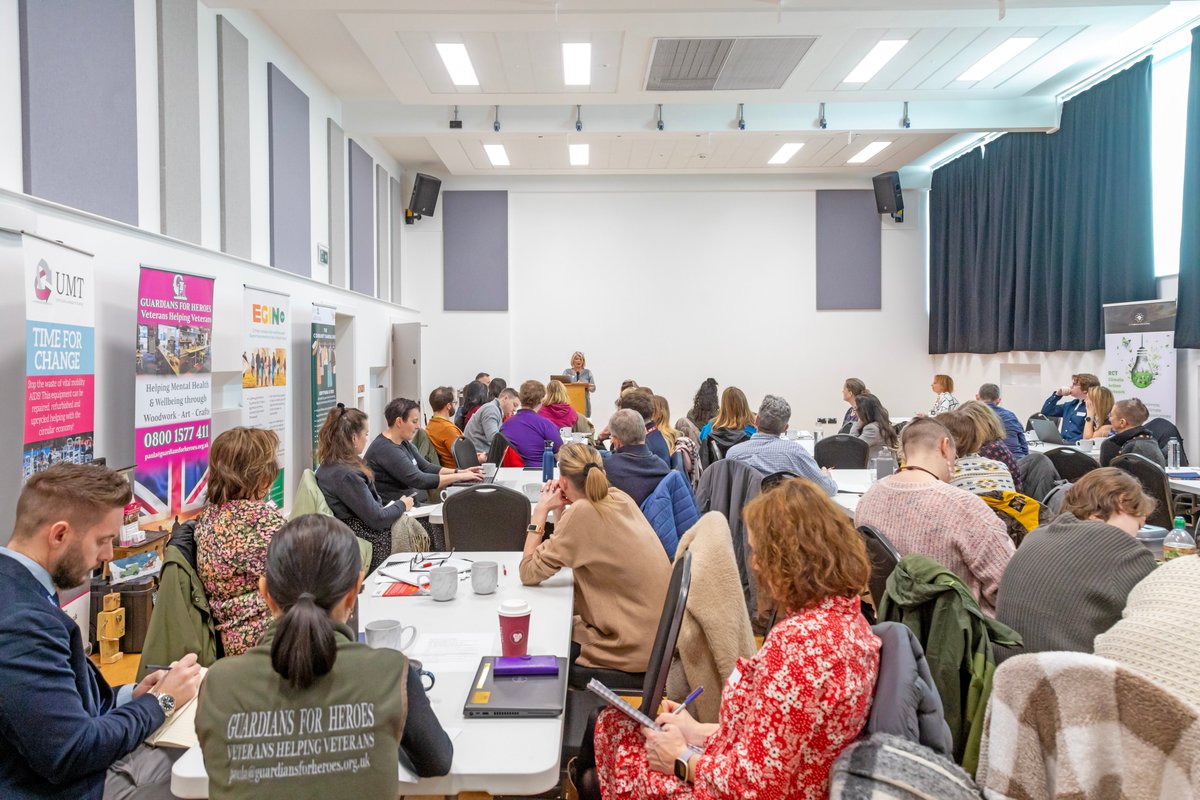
[594,479,881,800]
[195,426,286,656]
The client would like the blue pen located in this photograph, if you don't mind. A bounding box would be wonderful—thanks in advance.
[673,686,704,715]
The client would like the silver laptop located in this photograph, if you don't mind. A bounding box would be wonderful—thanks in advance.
[481,462,498,483]
[463,657,568,718]
[1030,417,1065,445]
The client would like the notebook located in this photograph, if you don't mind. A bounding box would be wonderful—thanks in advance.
[145,666,208,749]
[586,678,662,731]
[462,657,568,718]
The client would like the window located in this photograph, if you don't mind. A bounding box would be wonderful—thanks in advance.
[1152,44,1191,277]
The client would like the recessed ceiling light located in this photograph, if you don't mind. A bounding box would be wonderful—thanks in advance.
[569,143,589,166]
[847,141,891,164]
[844,40,909,84]
[483,144,510,167]
[958,37,1038,82]
[563,43,591,86]
[768,142,804,165]
[435,43,479,86]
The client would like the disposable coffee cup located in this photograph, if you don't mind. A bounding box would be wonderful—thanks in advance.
[498,599,531,657]
[472,561,499,595]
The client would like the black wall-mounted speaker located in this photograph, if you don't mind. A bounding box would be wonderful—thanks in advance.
[872,171,904,222]
[409,173,442,218]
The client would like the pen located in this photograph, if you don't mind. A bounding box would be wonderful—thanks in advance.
[673,686,703,714]
[142,664,174,673]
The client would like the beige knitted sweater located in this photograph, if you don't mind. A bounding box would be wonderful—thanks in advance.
[854,476,1014,616]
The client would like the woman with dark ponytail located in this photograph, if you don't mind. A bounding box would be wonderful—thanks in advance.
[519,443,671,673]
[196,515,452,799]
[315,404,412,572]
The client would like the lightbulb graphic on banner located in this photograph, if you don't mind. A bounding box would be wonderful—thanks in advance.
[1130,335,1154,389]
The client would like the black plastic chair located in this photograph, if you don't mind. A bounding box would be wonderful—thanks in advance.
[451,436,478,469]
[761,470,798,492]
[814,434,869,469]
[1043,446,1100,483]
[485,431,512,466]
[858,525,901,612]
[441,484,530,550]
[566,552,693,789]
[1145,417,1189,467]
[1112,453,1175,530]
[701,429,750,468]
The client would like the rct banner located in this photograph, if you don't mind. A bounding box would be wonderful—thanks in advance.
[242,286,289,507]
[310,304,337,466]
[23,235,95,478]
[1103,299,1177,422]
[134,267,214,531]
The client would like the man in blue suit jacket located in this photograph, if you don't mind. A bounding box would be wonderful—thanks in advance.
[602,409,670,506]
[0,463,200,799]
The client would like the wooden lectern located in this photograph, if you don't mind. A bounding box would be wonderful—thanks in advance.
[552,376,590,417]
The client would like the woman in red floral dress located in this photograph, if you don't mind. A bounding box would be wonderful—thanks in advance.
[594,479,881,799]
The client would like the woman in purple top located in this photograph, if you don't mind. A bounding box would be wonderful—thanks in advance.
[501,380,563,466]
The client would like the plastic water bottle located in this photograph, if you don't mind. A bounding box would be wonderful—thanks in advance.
[872,450,897,481]
[541,440,555,483]
[1164,516,1197,561]
[1167,438,1182,469]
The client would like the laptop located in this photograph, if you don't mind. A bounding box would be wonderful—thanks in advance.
[463,656,568,718]
[481,462,498,483]
[1029,417,1065,445]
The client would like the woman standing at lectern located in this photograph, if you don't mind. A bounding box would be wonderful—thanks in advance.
[564,351,595,417]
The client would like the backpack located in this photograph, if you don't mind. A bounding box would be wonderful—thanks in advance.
[978,490,1043,548]
[829,733,983,800]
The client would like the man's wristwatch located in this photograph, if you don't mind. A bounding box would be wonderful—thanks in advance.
[150,691,176,719]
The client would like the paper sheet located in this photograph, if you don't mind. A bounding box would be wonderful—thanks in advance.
[407,633,494,673]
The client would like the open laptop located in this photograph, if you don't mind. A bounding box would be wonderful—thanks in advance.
[463,656,568,718]
[481,462,498,483]
[1029,417,1065,445]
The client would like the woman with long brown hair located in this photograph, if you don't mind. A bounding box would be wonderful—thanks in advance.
[594,479,880,798]
[698,386,756,442]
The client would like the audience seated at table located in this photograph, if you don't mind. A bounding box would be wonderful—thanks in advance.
[594,480,880,798]
[994,468,1157,662]
[976,382,1028,458]
[365,397,483,507]
[604,409,672,506]
[519,443,670,672]
[1093,553,1200,709]
[501,380,564,466]
[316,405,413,573]
[195,426,286,656]
[455,379,489,430]
[687,378,720,430]
[619,389,672,466]
[957,400,1024,493]
[841,377,868,430]
[1041,372,1099,443]
[196,515,452,799]
[848,393,899,460]
[928,374,959,416]
[726,394,837,496]
[425,385,467,469]
[1099,397,1167,467]
[938,409,1016,495]
[538,379,579,430]
[0,463,202,799]
[698,386,757,445]
[463,386,519,455]
[854,418,1014,616]
[1081,385,1115,441]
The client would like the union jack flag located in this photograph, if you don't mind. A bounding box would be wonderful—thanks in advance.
[134,457,208,531]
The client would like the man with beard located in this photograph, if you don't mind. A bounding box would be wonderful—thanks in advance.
[0,463,202,799]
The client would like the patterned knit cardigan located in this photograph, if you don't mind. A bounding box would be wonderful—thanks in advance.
[977,651,1200,799]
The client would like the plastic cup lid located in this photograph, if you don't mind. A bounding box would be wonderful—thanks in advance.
[498,599,531,617]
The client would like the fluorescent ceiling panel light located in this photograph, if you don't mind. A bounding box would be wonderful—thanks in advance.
[435,42,479,86]
[569,143,590,166]
[768,142,804,165]
[483,144,510,166]
[847,141,891,164]
[844,40,908,84]
[562,43,591,86]
[958,37,1038,81]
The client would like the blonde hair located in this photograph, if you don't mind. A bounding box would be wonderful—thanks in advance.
[933,374,955,393]
[957,400,1005,445]
[1089,386,1114,426]
[571,351,586,367]
[557,443,610,505]
[652,395,678,451]
[544,379,570,406]
[712,386,754,430]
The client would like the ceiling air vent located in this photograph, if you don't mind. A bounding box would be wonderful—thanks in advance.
[646,37,816,91]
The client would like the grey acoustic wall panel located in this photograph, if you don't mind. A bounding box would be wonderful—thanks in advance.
[815,190,881,310]
[443,191,508,311]
[157,0,201,243]
[267,63,311,277]
[217,16,251,258]
[389,176,402,304]
[375,164,390,301]
[327,119,346,287]
[19,0,139,225]
[348,140,374,295]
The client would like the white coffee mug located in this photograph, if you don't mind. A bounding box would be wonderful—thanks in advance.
[364,619,417,651]
[419,565,459,601]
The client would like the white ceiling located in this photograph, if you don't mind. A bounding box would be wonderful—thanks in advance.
[208,0,1200,177]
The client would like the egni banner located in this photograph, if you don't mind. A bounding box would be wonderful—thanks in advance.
[242,286,290,508]
[1103,299,1177,423]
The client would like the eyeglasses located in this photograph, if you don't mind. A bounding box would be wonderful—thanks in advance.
[408,550,455,571]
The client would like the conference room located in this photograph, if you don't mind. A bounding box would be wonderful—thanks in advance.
[2,0,1200,798]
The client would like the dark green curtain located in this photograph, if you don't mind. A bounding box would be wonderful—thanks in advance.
[1175,28,1200,347]
[929,58,1156,354]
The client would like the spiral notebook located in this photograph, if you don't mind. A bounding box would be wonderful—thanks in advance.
[586,679,661,732]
